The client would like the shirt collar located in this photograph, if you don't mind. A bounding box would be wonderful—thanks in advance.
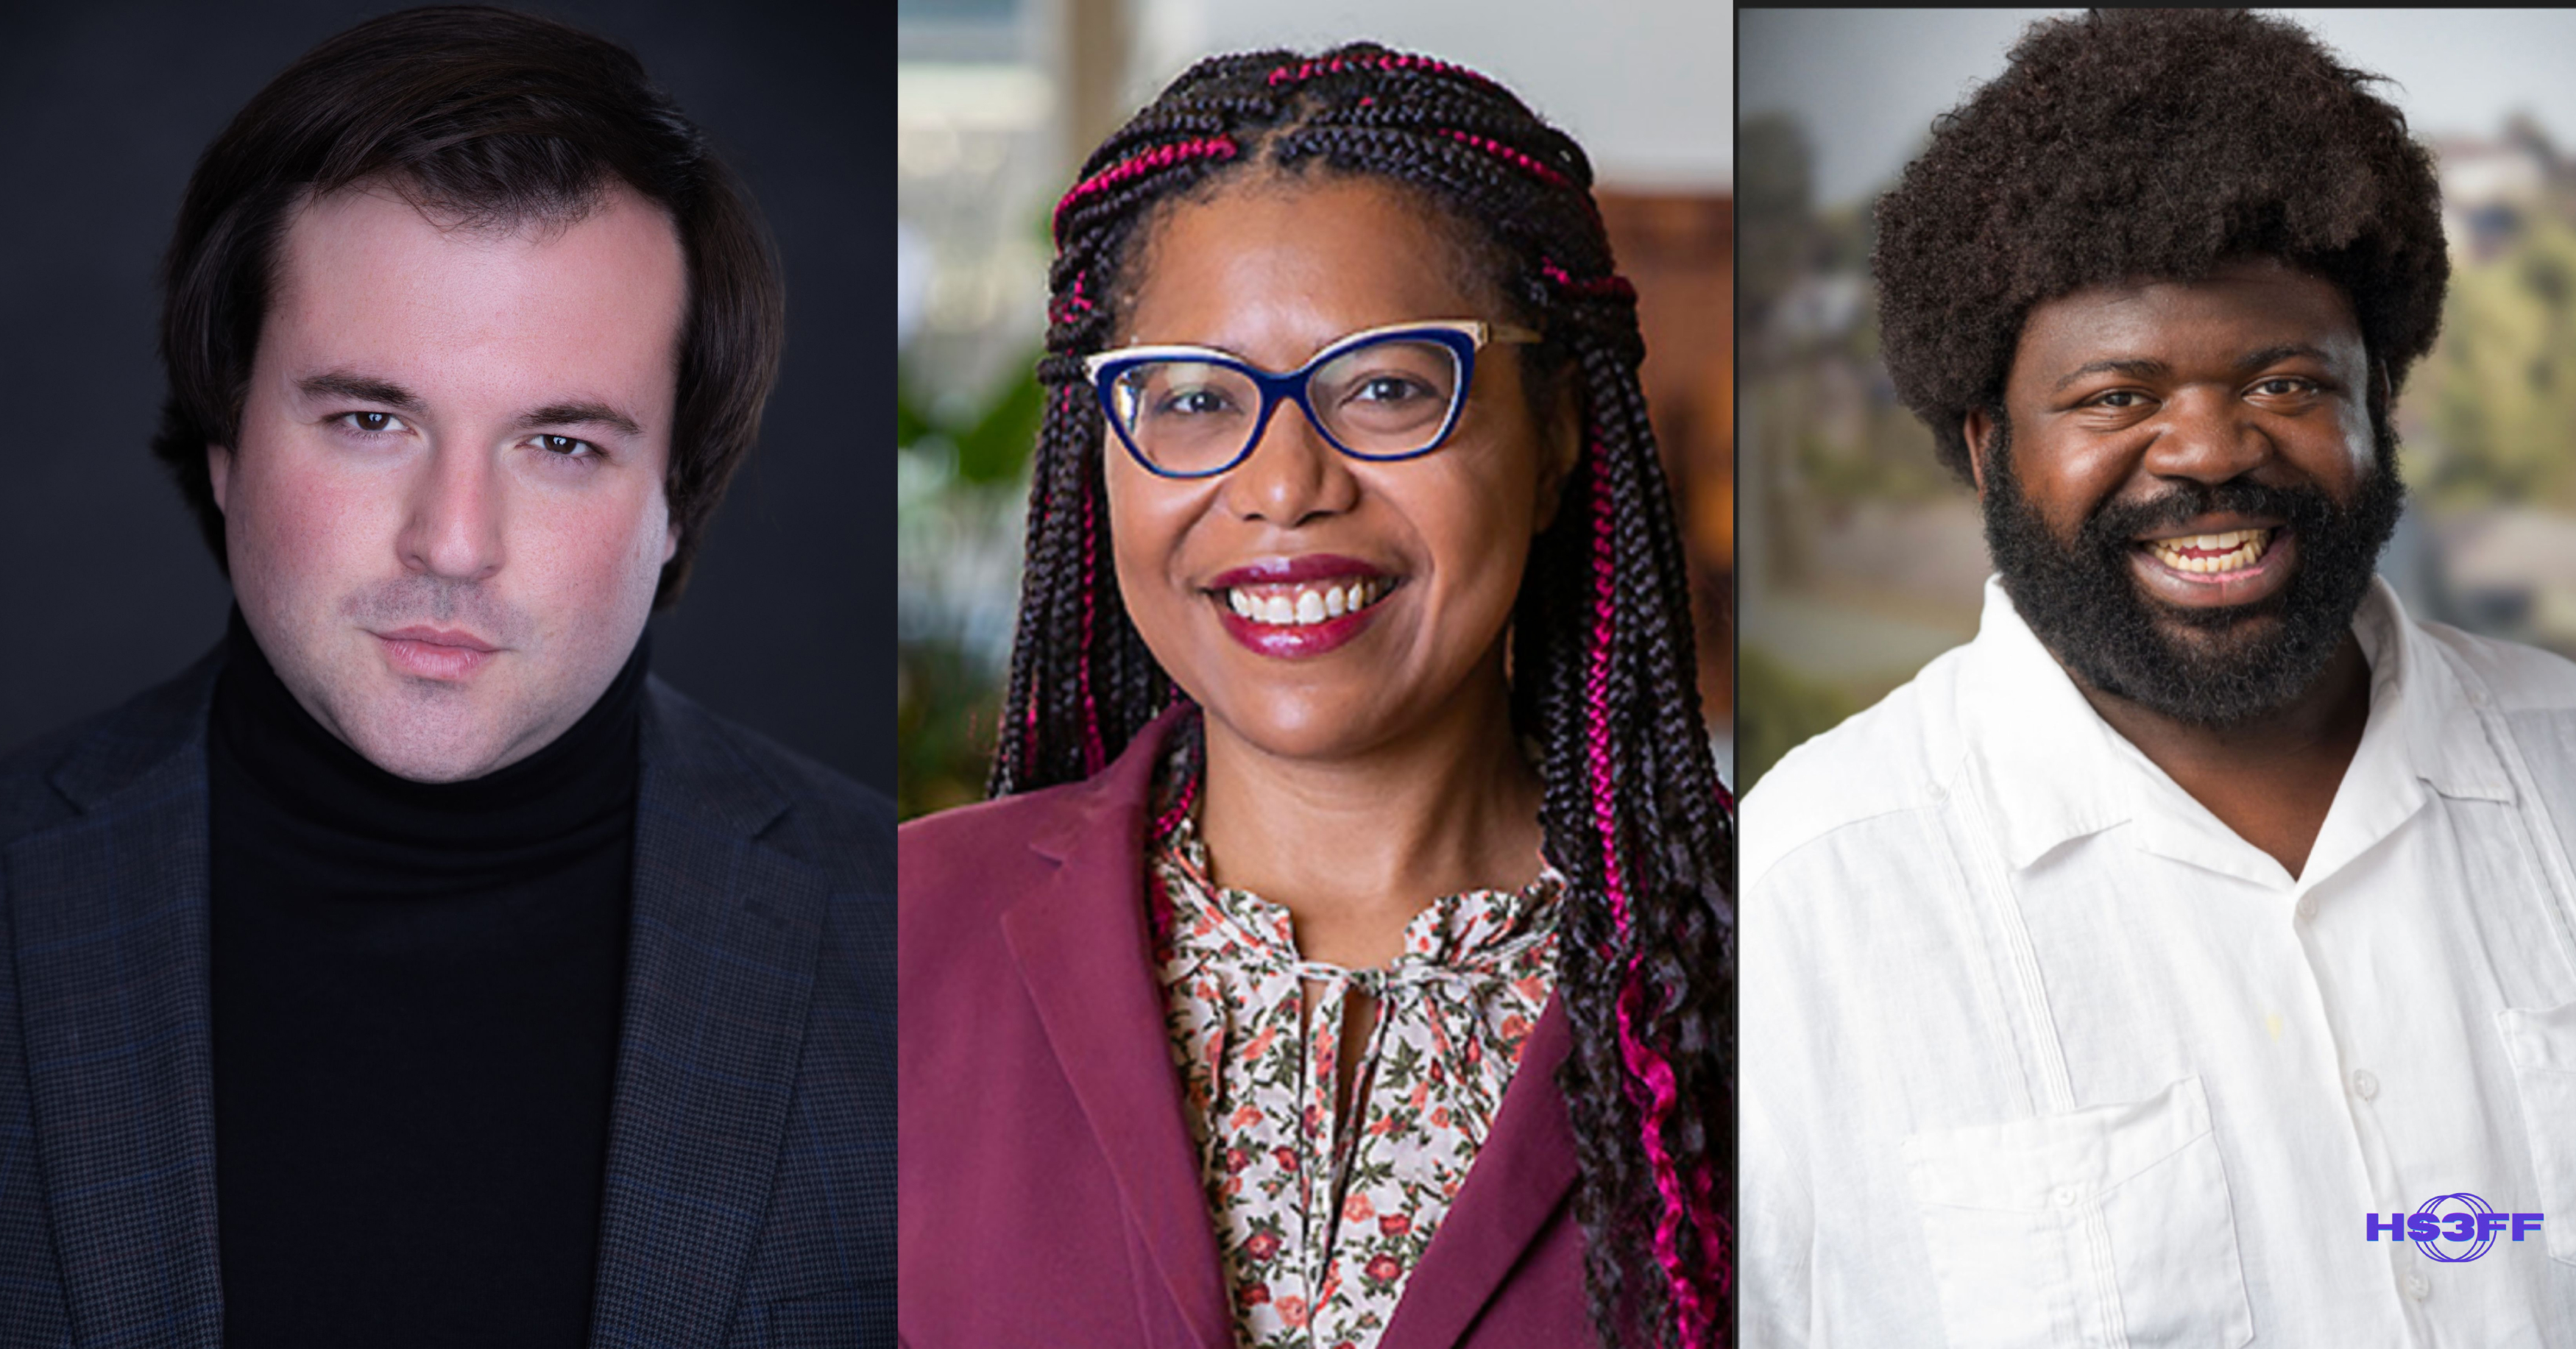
[2377,581,2516,808]
[1154,811,1565,977]
[1145,724,1565,977]
[1950,576,2142,872]
[1955,573,2512,888]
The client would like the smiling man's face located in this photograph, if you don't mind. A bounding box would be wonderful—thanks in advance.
[210,181,686,782]
[1964,258,2407,725]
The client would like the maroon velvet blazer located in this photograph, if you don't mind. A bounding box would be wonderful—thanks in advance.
[899,709,1599,1348]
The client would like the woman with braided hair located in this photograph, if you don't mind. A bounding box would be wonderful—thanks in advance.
[901,43,1732,1349]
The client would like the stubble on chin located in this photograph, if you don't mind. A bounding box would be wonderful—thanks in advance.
[256,576,551,782]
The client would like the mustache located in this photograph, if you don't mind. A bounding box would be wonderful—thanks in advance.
[2079,478,2336,548]
[337,576,528,646]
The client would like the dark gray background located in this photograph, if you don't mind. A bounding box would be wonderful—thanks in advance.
[0,1,891,793]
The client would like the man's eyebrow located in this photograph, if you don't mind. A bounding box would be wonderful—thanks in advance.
[2236,343,2335,372]
[298,372,424,412]
[2048,345,2341,394]
[514,401,643,437]
[2051,357,2169,392]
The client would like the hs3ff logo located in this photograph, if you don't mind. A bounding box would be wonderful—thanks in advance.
[2366,1194,2544,1263]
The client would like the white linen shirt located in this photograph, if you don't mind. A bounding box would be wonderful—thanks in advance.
[1741,576,2576,1348]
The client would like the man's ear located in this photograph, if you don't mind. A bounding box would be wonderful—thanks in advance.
[1961,409,1995,501]
[207,444,234,514]
[662,519,680,565]
[1532,378,1582,534]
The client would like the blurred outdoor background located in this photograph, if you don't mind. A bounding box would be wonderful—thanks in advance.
[897,0,1735,816]
[1738,9,2576,790]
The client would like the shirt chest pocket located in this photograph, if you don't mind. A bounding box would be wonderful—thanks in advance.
[2497,999,2576,1266]
[1900,1076,2253,1349]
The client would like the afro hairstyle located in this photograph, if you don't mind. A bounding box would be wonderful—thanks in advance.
[1871,7,2449,483]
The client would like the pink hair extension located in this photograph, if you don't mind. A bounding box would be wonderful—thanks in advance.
[1147,866,1177,946]
[1152,771,1198,844]
[1049,271,1096,327]
[1616,980,1708,1342]
[1583,456,1629,920]
[1144,735,1199,948]
[1441,130,1569,188]
[1264,52,1496,91]
[1052,136,1238,242]
[1693,1156,1735,1301]
[1078,472,1105,776]
[1540,258,1638,302]
[1585,445,1716,1348]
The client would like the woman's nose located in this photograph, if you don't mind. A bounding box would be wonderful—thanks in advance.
[1219,398,1361,525]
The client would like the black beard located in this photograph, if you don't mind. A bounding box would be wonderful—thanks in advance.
[1979,415,2406,728]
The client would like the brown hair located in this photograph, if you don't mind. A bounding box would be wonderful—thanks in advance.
[1872,8,2446,484]
[153,4,784,607]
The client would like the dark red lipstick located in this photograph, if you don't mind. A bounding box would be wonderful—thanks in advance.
[1206,554,1398,659]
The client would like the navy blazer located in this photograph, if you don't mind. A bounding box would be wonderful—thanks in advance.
[899,708,1599,1349]
[0,647,894,1348]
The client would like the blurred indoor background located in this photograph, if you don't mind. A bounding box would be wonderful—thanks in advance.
[1737,9,2576,790]
[897,0,1735,815]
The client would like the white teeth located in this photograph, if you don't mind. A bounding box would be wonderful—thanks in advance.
[2148,528,2273,575]
[1223,577,1388,626]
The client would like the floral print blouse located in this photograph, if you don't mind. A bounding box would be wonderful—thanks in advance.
[1147,748,1563,1349]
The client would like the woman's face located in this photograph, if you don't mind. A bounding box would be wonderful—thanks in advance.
[1105,174,1574,765]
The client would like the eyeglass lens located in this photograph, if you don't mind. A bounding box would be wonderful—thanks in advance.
[1108,338,1464,474]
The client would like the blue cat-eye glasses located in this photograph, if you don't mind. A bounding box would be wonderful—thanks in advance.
[1083,319,1543,478]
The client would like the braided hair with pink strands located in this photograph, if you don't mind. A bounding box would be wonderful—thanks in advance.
[988,43,1734,1347]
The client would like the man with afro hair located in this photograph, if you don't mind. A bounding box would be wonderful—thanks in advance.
[1742,10,2576,1343]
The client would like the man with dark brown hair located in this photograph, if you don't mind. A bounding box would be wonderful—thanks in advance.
[0,9,889,1346]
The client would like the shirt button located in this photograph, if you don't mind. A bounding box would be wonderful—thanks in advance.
[2052,1186,2077,1207]
[2296,895,2317,920]
[2353,1070,2379,1100]
[2405,1272,2430,1301]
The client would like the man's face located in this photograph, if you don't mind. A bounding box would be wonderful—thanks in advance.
[1965,259,2405,725]
[211,182,686,782]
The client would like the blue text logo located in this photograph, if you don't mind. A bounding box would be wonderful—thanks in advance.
[2366,1194,2543,1262]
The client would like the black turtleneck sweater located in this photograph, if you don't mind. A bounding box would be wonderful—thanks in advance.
[208,611,643,1348]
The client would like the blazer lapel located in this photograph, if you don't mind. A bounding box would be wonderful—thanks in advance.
[7,654,224,1349]
[587,681,832,1349]
[1379,1001,1580,1349]
[1000,710,1233,1349]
